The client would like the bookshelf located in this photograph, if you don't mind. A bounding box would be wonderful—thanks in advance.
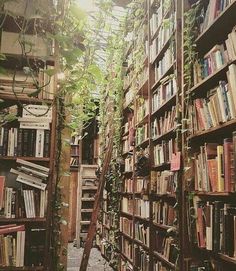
[183,0,236,270]
[0,1,57,270]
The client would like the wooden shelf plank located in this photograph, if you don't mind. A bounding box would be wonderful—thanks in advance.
[0,156,50,161]
[153,251,176,269]
[151,94,176,117]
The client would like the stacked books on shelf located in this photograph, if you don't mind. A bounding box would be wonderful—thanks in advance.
[134,222,150,246]
[193,136,236,193]
[120,217,133,237]
[0,159,49,218]
[154,47,175,82]
[151,171,177,195]
[134,244,149,271]
[192,198,236,258]
[134,177,149,194]
[152,76,177,112]
[136,99,149,124]
[121,237,133,262]
[0,104,52,158]
[124,178,133,193]
[125,156,134,172]
[134,198,150,219]
[0,224,25,267]
[153,200,176,226]
[199,0,234,34]
[154,260,174,271]
[136,124,148,146]
[153,139,176,166]
[151,106,176,139]
[122,197,134,215]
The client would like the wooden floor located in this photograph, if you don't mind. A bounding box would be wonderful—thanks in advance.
[67,243,113,271]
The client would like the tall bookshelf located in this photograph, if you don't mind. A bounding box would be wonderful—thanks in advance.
[183,0,236,270]
[0,1,57,270]
[118,0,183,270]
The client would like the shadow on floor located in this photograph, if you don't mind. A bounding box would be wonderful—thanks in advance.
[67,243,113,271]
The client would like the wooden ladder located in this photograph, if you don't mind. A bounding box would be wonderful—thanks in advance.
[79,128,114,271]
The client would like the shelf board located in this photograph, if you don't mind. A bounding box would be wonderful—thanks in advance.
[153,222,176,231]
[136,78,148,96]
[119,251,133,265]
[189,60,236,96]
[120,211,133,218]
[188,119,236,141]
[0,94,53,104]
[120,231,133,241]
[1,267,44,270]
[151,32,175,65]
[122,149,134,157]
[151,94,176,117]
[120,192,133,196]
[134,215,150,222]
[152,128,175,143]
[133,238,149,251]
[195,191,234,196]
[136,114,149,127]
[136,138,149,149]
[152,162,171,170]
[151,62,175,91]
[196,1,236,52]
[81,209,93,212]
[80,221,91,225]
[218,253,236,264]
[0,218,46,223]
[153,251,176,269]
[81,197,95,201]
[81,186,97,190]
[151,193,176,200]
[0,156,50,161]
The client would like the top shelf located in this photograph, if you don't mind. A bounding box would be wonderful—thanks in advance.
[196,1,236,54]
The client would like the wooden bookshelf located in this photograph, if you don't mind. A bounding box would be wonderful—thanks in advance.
[183,0,236,270]
[0,1,57,269]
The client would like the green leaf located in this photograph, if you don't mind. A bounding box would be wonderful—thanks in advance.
[88,64,103,82]
[44,69,57,77]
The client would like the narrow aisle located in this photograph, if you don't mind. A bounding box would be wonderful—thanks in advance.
[67,243,113,271]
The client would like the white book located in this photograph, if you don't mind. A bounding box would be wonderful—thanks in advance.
[14,128,18,156]
[16,158,49,173]
[19,166,48,179]
[30,190,36,218]
[35,129,45,157]
[16,176,46,191]
[16,231,21,267]
[18,117,52,123]
[10,168,43,183]
[40,190,45,218]
[20,231,25,267]
[216,86,227,122]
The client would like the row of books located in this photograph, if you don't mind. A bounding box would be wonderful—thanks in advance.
[136,98,149,124]
[153,139,176,166]
[0,127,50,158]
[153,201,176,226]
[134,222,150,246]
[151,106,176,139]
[121,197,133,214]
[124,178,133,193]
[194,24,236,84]
[194,136,236,192]
[124,87,134,108]
[150,0,172,37]
[0,224,25,267]
[123,114,134,135]
[150,171,177,195]
[134,245,149,271]
[137,66,148,90]
[154,260,173,271]
[1,185,47,219]
[120,217,133,237]
[152,76,177,113]
[122,135,134,154]
[193,199,236,258]
[150,14,175,63]
[136,124,148,146]
[122,237,133,261]
[199,0,234,34]
[135,177,149,194]
[134,199,150,219]
[191,81,236,135]
[125,156,134,172]
[154,47,175,83]
[154,232,179,264]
